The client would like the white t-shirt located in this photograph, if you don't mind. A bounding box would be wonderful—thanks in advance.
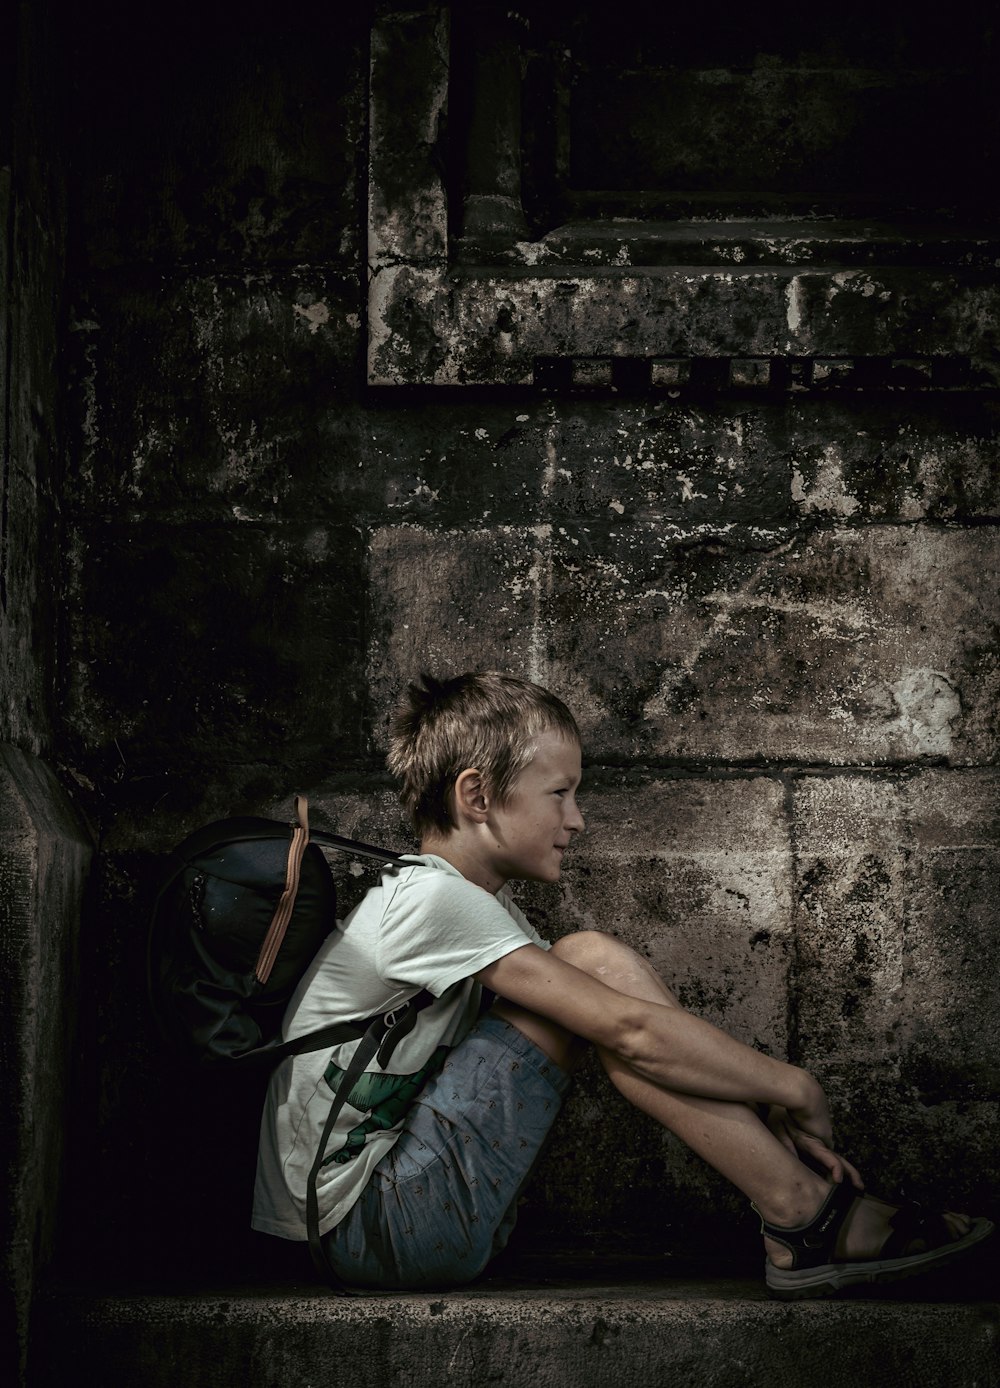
[252,854,549,1240]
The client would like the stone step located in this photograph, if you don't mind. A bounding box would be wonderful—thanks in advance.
[31,1262,1000,1388]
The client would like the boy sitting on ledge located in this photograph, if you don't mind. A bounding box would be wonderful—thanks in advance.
[252,671,992,1296]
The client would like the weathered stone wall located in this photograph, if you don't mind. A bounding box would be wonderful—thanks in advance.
[1,5,91,1387]
[58,0,998,1276]
[0,0,66,754]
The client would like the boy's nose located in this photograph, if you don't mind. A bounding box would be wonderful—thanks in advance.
[567,802,585,833]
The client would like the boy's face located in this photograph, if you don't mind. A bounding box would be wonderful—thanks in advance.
[486,730,584,886]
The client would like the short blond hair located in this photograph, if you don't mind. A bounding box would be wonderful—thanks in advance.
[388,671,580,836]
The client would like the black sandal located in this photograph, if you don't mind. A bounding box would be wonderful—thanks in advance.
[756,1181,994,1300]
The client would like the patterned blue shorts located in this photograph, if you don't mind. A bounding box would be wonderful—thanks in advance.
[322,1014,572,1289]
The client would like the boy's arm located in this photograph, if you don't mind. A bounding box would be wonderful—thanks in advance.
[476,943,833,1144]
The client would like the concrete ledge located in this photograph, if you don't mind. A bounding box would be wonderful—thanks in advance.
[0,748,92,1388]
[31,1275,1000,1388]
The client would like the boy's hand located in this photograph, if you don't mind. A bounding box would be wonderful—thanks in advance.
[764,1103,865,1191]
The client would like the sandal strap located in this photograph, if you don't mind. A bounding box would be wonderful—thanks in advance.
[754,1180,857,1270]
[879,1203,952,1260]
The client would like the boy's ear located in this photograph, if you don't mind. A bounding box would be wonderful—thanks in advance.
[452,767,489,824]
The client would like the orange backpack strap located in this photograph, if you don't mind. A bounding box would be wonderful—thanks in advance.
[254,795,311,985]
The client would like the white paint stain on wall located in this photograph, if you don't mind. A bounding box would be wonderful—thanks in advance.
[293,300,330,334]
[542,425,559,499]
[676,472,707,503]
[791,445,860,518]
[785,276,806,338]
[888,668,962,756]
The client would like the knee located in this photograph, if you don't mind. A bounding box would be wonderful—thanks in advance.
[551,929,625,972]
[551,930,678,1005]
[551,929,646,982]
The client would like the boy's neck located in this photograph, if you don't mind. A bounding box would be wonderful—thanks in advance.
[419,830,506,896]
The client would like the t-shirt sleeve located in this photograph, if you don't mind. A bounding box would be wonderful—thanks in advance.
[376,869,545,996]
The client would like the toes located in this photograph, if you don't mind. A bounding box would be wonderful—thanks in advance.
[943,1211,971,1239]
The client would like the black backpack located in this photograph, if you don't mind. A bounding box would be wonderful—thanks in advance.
[147,795,431,1285]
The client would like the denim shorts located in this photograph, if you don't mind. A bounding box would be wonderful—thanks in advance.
[322,1014,572,1289]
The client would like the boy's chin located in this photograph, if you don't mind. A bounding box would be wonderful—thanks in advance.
[508,855,565,885]
[526,862,563,884]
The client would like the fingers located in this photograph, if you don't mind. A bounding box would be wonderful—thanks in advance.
[789,1126,866,1191]
[804,1141,847,1184]
[759,1107,865,1192]
[839,1154,866,1192]
[813,1143,864,1191]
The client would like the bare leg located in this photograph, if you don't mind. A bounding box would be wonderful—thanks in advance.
[493,933,827,1236]
[491,931,968,1264]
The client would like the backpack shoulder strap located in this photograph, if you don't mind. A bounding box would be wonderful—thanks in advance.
[307,828,405,865]
[304,1017,385,1290]
[299,791,409,866]
[301,991,435,1291]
